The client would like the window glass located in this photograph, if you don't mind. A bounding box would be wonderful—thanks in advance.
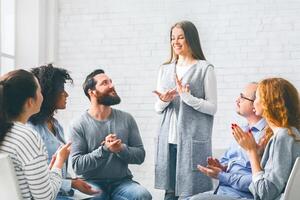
[1,0,15,55]
[1,56,14,75]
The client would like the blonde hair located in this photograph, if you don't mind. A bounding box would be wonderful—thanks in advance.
[258,78,300,140]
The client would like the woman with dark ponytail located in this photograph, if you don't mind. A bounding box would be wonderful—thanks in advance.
[0,83,11,141]
[0,69,71,200]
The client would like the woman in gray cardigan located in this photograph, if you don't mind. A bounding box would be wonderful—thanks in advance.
[232,77,300,200]
[153,20,217,199]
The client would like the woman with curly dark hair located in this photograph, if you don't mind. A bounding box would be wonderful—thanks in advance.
[29,64,99,199]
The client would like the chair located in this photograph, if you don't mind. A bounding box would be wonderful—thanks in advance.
[0,153,22,200]
[282,157,300,200]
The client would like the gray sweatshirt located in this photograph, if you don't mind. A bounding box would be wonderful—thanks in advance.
[70,109,145,181]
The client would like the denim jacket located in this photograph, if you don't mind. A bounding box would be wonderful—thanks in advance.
[28,119,73,196]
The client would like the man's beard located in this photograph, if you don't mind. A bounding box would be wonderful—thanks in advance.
[96,89,121,106]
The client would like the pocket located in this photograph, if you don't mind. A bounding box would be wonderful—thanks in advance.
[191,139,210,171]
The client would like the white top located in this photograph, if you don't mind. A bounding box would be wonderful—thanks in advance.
[176,63,194,79]
[155,61,217,144]
[0,122,62,200]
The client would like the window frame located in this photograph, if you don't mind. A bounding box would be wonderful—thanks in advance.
[0,0,16,75]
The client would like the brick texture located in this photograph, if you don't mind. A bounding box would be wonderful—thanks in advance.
[56,0,300,198]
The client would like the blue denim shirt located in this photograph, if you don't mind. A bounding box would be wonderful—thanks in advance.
[28,119,72,196]
[216,118,266,199]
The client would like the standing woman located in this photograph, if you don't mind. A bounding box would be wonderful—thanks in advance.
[154,20,217,199]
[232,78,300,200]
[28,64,99,199]
[0,69,70,200]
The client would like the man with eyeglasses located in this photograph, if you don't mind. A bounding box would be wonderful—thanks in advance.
[189,82,267,200]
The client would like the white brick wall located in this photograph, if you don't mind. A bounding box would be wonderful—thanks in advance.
[56,0,300,199]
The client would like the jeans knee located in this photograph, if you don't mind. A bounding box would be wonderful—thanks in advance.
[140,190,152,200]
[131,188,152,200]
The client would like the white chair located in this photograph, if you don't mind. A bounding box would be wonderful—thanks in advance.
[0,153,22,200]
[282,157,300,200]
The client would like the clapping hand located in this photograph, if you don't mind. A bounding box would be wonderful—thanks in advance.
[104,134,123,153]
[49,154,57,170]
[175,74,190,94]
[49,142,72,170]
[207,157,227,172]
[256,133,269,156]
[197,164,222,179]
[232,124,257,152]
[153,88,177,102]
[197,156,226,179]
[72,179,100,195]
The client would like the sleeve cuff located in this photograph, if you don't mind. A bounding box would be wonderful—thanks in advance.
[155,99,170,112]
[51,167,62,177]
[116,144,130,159]
[158,98,170,106]
[90,145,110,159]
[102,144,109,152]
[180,92,193,103]
[252,171,264,183]
[217,171,229,184]
[61,179,72,193]
[180,92,205,109]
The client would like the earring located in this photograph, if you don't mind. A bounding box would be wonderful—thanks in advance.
[253,108,256,113]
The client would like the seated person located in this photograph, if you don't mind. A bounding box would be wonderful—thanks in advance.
[190,82,267,200]
[232,77,300,200]
[0,69,70,199]
[70,69,152,200]
[28,64,99,199]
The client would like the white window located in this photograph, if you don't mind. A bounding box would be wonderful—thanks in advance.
[0,0,15,75]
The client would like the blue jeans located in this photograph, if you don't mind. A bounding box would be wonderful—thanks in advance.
[88,179,152,200]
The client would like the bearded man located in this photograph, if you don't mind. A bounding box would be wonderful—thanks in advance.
[70,69,152,200]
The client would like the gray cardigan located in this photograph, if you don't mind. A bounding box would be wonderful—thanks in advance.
[155,61,215,196]
[249,127,300,200]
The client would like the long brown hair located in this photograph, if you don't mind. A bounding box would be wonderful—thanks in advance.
[0,70,38,142]
[258,78,300,141]
[165,20,206,64]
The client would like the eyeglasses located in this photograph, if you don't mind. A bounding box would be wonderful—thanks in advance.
[240,93,254,102]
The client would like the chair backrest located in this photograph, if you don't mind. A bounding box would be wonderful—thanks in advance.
[0,153,22,200]
[282,157,300,200]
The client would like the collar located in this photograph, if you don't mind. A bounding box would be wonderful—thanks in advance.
[249,118,267,132]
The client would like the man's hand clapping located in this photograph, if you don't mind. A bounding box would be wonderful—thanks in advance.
[104,134,123,153]
[197,157,227,179]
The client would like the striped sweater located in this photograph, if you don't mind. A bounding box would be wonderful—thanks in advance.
[0,122,62,200]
